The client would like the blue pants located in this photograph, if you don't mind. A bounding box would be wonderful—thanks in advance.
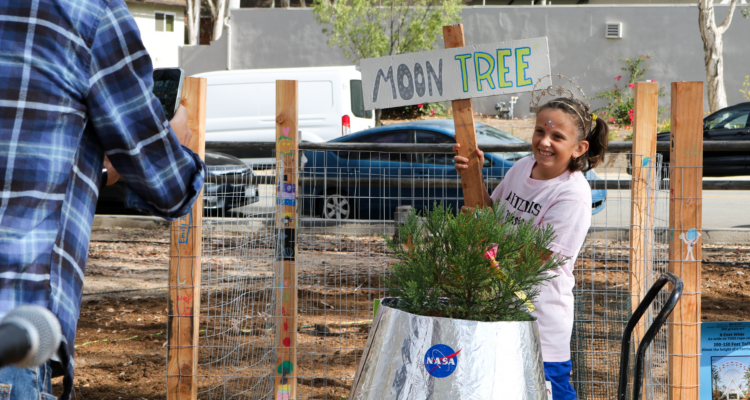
[544,360,577,400]
[0,363,56,400]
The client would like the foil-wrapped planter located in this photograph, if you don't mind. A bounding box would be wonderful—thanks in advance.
[350,298,547,400]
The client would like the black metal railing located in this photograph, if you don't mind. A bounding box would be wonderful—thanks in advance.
[206,140,750,153]
[617,272,683,400]
[205,141,750,190]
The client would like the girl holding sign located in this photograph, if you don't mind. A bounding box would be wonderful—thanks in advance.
[454,96,609,400]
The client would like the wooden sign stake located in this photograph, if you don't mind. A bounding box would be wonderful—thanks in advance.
[628,81,659,343]
[668,81,703,400]
[167,77,207,400]
[272,80,299,400]
[442,24,486,209]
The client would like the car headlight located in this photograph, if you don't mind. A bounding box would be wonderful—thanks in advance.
[245,185,257,198]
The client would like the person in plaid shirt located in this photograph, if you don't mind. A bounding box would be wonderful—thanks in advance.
[0,1,206,399]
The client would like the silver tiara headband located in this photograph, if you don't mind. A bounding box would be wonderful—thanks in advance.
[530,73,596,134]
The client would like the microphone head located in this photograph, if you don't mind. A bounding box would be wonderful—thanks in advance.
[1,305,62,368]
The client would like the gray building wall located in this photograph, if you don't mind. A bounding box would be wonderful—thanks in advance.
[181,5,750,116]
[180,31,229,75]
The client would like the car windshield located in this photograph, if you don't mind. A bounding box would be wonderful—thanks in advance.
[705,107,750,130]
[475,125,530,161]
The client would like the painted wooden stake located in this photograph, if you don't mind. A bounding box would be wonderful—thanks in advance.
[442,24,486,209]
[668,81,703,400]
[167,77,206,400]
[629,82,659,344]
[272,80,299,400]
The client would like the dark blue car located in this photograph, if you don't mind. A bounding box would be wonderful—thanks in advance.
[300,119,606,220]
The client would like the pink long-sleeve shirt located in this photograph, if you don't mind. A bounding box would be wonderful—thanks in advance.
[490,156,591,362]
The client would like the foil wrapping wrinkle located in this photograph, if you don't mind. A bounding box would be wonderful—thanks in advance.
[350,299,547,400]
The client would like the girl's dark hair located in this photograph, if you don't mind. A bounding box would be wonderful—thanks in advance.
[538,97,609,173]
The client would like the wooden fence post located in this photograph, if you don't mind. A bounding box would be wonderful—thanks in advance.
[442,24,486,209]
[272,80,299,400]
[167,77,207,399]
[629,81,659,342]
[668,81,703,400]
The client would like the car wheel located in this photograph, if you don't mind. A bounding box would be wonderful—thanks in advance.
[321,192,352,220]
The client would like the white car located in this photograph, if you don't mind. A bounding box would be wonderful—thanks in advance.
[194,66,375,167]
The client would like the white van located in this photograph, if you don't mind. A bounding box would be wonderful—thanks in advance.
[194,66,375,165]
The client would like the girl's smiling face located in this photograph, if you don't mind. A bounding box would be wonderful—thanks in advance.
[531,108,589,180]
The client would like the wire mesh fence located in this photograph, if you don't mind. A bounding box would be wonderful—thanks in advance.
[190,146,674,400]
[196,171,277,399]
[639,162,672,400]
[570,153,671,400]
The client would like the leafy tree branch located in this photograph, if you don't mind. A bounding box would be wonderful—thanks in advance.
[312,0,461,62]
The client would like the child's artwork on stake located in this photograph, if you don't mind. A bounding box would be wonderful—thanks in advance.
[680,228,701,261]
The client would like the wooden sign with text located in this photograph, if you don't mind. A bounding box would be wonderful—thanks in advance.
[361,37,550,110]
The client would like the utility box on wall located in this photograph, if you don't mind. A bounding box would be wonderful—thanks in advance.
[606,22,623,38]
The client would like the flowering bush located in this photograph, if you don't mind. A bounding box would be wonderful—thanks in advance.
[417,102,448,116]
[593,53,666,130]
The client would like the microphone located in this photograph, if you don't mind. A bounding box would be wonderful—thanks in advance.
[0,305,62,369]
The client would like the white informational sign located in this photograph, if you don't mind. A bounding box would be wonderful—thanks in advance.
[700,322,750,400]
[360,37,551,110]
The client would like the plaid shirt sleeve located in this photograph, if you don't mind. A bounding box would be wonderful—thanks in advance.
[85,1,204,220]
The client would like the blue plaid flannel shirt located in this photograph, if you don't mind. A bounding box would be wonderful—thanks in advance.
[0,0,205,396]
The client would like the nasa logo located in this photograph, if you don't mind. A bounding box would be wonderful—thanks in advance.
[423,344,461,378]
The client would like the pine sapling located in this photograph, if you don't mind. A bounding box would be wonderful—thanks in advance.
[384,203,565,322]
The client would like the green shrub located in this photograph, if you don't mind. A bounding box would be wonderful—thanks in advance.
[384,203,564,322]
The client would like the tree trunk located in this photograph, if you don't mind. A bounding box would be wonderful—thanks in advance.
[375,109,382,126]
[212,0,227,41]
[698,0,739,112]
[186,0,201,45]
[186,0,195,45]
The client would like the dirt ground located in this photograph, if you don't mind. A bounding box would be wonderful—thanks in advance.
[48,225,750,399]
[53,227,385,400]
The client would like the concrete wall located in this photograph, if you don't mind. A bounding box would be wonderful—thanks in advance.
[180,31,229,76]
[229,8,351,70]
[127,2,185,68]
[181,5,750,116]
